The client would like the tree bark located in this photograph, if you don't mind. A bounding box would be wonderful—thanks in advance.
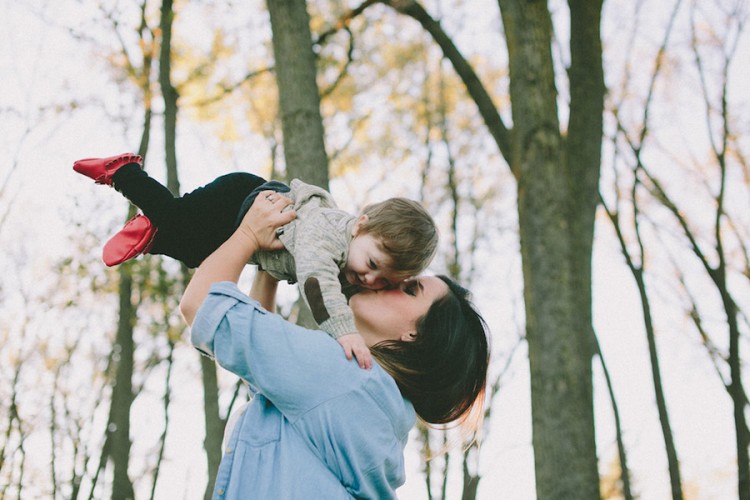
[266,0,330,327]
[108,273,135,500]
[380,0,605,495]
[159,0,179,192]
[199,355,224,500]
[266,0,330,188]
[499,0,602,497]
[566,0,604,363]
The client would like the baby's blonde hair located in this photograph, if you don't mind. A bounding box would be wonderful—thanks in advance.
[359,198,438,277]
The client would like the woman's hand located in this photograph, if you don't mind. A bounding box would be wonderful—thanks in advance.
[238,190,296,251]
[181,191,295,326]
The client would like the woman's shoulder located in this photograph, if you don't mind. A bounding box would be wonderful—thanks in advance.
[361,370,416,439]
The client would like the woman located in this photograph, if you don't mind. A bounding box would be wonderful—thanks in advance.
[180,192,490,499]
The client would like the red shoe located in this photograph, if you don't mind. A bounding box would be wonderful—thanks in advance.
[102,214,158,266]
[73,153,143,186]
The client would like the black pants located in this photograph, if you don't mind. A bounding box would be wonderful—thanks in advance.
[112,164,289,268]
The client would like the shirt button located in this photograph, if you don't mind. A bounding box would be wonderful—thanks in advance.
[226,447,233,454]
[217,488,224,496]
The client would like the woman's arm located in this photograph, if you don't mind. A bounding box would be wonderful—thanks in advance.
[249,270,279,312]
[180,192,295,326]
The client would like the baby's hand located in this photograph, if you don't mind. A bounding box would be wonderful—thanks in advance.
[337,333,372,370]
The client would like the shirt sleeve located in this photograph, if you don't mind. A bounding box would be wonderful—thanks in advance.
[191,281,364,418]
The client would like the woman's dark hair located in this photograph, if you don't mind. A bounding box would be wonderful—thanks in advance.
[370,276,490,427]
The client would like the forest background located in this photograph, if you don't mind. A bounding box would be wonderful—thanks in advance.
[1,0,748,499]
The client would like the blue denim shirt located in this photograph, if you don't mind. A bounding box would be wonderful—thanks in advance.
[191,282,416,499]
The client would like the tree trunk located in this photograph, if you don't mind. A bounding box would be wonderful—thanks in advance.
[727,301,750,499]
[108,273,135,500]
[383,0,605,495]
[159,0,178,192]
[635,269,683,499]
[566,0,604,363]
[266,0,330,327]
[594,335,634,500]
[157,1,224,497]
[199,355,224,500]
[105,38,158,499]
[461,448,480,500]
[266,0,330,188]
[499,0,602,497]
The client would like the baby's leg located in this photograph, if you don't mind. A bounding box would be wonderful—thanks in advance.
[111,165,180,226]
[145,172,268,267]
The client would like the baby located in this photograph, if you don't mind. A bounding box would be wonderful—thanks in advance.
[74,153,438,368]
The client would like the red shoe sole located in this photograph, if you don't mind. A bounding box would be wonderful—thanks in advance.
[102,214,157,266]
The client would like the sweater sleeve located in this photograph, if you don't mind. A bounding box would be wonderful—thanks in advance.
[292,212,358,339]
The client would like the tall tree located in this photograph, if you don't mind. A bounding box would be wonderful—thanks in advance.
[377,0,605,495]
[502,2,604,496]
[266,0,331,331]
[104,272,136,500]
[267,0,330,188]
[602,4,686,498]
[98,2,158,497]
[157,1,225,497]
[606,1,750,495]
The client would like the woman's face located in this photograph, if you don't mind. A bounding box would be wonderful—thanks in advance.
[349,276,449,347]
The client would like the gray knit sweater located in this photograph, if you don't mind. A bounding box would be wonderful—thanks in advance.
[250,179,358,339]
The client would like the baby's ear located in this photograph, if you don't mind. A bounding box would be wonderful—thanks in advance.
[351,214,369,236]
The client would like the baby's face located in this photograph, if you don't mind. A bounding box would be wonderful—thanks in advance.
[345,233,401,290]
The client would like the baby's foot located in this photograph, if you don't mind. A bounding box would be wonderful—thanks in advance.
[102,214,157,266]
[73,153,142,186]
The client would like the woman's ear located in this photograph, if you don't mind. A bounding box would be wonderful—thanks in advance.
[400,332,417,342]
[351,214,369,236]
